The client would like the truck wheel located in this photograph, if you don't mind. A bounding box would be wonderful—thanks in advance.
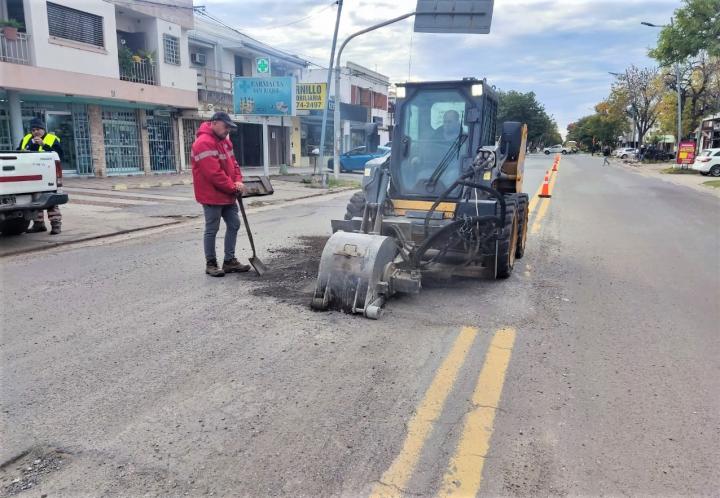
[0,218,31,236]
[514,193,529,259]
[495,198,518,279]
[344,191,366,220]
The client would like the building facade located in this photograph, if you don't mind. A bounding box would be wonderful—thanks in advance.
[298,61,390,167]
[183,15,308,172]
[0,0,197,176]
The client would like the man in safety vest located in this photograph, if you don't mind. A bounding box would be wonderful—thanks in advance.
[17,118,64,234]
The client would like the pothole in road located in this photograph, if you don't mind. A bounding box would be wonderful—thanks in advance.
[0,446,70,497]
[250,235,329,306]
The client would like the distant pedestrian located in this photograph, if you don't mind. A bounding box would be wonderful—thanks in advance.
[17,118,63,234]
[191,112,250,277]
[602,145,611,166]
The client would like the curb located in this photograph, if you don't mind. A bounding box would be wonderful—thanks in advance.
[0,220,184,258]
[1,187,359,258]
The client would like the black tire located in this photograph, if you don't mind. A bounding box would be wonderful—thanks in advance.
[710,165,720,177]
[344,191,366,220]
[561,150,567,154]
[500,122,522,161]
[544,150,550,155]
[621,154,628,159]
[514,193,529,259]
[495,198,518,279]
[0,218,30,236]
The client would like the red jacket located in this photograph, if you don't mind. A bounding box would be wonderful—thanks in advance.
[191,122,243,205]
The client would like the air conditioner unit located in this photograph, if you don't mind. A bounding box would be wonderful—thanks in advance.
[191,52,206,65]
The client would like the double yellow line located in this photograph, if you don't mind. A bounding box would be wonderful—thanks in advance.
[370,327,516,498]
[371,157,559,497]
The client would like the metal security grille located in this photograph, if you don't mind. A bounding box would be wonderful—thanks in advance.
[0,108,12,150]
[182,118,202,167]
[47,2,104,48]
[147,114,177,172]
[20,102,94,175]
[71,105,93,175]
[102,109,142,174]
[163,34,180,65]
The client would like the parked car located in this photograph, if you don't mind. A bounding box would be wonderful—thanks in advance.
[691,148,720,177]
[543,144,568,154]
[327,146,391,172]
[643,146,674,161]
[0,150,68,235]
[615,147,638,159]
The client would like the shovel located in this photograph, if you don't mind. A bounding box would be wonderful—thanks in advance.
[237,195,268,276]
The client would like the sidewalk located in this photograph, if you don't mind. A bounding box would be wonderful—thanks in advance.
[612,159,720,198]
[0,175,358,257]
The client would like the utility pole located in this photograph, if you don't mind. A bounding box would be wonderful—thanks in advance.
[318,0,343,186]
[333,12,416,179]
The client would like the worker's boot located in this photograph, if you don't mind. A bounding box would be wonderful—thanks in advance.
[50,223,61,235]
[27,221,47,233]
[222,258,251,273]
[205,259,225,277]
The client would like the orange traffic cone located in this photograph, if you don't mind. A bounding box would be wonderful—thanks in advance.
[552,159,559,172]
[539,175,552,198]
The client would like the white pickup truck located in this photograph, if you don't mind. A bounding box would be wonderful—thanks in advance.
[0,150,68,235]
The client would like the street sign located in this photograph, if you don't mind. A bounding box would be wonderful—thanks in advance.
[677,140,696,165]
[296,83,327,111]
[414,0,494,34]
[233,77,295,116]
[255,57,271,76]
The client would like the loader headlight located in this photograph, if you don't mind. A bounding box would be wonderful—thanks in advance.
[471,84,483,96]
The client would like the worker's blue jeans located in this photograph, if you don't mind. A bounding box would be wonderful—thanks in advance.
[202,203,240,262]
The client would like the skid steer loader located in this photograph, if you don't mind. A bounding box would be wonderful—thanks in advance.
[311,78,529,319]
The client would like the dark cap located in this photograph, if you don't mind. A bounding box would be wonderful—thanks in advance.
[29,118,46,130]
[210,111,237,129]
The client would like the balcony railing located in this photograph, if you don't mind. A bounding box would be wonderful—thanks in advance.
[119,59,157,85]
[197,68,233,111]
[0,31,32,65]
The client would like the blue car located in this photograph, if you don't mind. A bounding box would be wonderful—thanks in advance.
[327,146,391,172]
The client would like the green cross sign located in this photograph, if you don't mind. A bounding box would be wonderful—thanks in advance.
[256,57,270,75]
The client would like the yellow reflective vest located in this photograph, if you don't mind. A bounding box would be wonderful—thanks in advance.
[20,133,60,152]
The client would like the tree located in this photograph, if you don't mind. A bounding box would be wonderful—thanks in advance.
[613,66,664,145]
[649,0,720,65]
[496,90,562,148]
[658,53,720,135]
[566,111,628,150]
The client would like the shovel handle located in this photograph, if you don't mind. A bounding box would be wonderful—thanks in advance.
[237,196,258,257]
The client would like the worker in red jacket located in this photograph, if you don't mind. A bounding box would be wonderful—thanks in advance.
[191,112,250,277]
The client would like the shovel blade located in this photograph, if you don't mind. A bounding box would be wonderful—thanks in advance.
[249,256,268,276]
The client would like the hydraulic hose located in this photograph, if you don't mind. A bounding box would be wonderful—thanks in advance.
[412,214,500,267]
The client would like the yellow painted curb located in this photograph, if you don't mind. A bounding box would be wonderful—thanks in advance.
[112,184,128,191]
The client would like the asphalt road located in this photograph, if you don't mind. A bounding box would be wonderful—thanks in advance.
[1,154,718,497]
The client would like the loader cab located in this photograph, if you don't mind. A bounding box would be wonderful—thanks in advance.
[391,79,497,199]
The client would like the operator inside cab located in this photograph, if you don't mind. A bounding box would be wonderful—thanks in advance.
[400,90,469,195]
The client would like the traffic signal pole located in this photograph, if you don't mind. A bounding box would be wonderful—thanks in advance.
[318,0,343,187]
[332,12,416,180]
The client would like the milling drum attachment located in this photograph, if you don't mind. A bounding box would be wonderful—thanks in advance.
[311,231,399,319]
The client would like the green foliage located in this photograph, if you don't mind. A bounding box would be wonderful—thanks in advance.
[496,90,562,147]
[649,0,720,64]
[118,45,134,74]
[567,113,627,149]
[0,19,24,29]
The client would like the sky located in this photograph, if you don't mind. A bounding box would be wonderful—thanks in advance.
[198,0,681,137]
